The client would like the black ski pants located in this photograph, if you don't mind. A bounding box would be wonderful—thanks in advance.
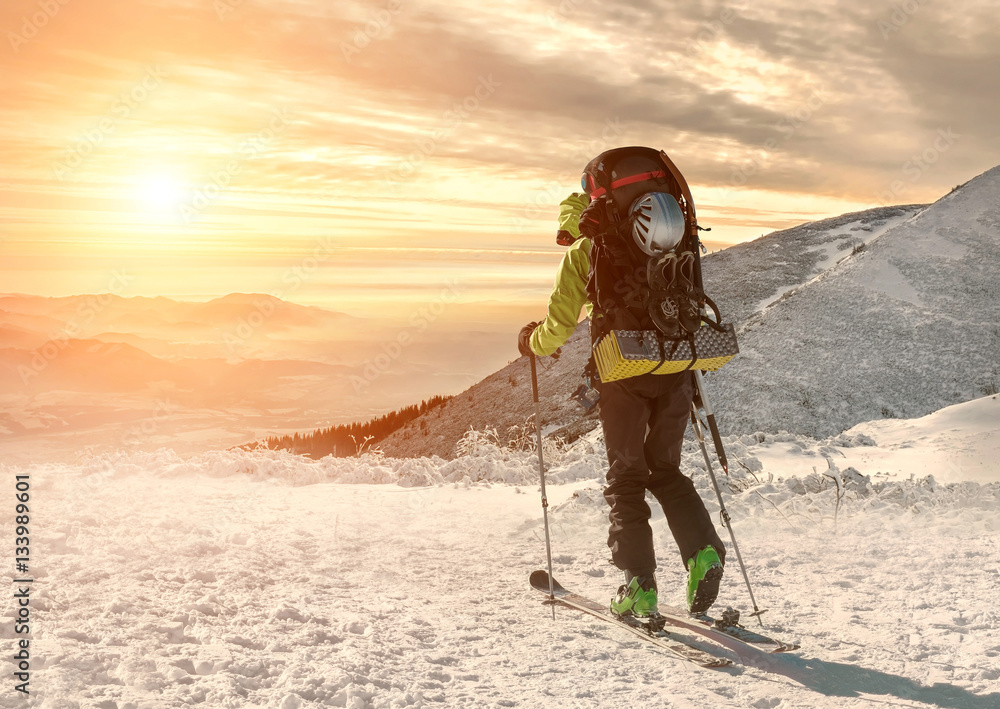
[599,370,726,575]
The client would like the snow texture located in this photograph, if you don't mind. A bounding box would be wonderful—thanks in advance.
[703,205,923,326]
[709,168,1000,437]
[3,395,1000,707]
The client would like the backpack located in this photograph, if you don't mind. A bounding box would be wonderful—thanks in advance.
[581,146,737,382]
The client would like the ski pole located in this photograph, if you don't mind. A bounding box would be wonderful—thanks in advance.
[690,373,766,626]
[693,370,728,474]
[530,353,557,618]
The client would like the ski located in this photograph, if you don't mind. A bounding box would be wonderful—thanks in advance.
[655,603,800,654]
[529,571,732,668]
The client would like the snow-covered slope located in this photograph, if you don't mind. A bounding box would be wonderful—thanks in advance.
[380,204,926,459]
[702,205,923,326]
[4,396,999,707]
[751,394,1000,485]
[377,319,596,459]
[710,167,1000,437]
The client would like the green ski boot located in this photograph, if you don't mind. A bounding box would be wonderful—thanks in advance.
[687,546,723,615]
[610,573,658,618]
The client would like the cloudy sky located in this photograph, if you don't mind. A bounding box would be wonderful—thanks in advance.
[0,0,997,315]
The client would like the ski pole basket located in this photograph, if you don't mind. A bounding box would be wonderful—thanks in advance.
[593,324,739,383]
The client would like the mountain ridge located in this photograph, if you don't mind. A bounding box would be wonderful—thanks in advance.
[377,196,1000,459]
[708,165,1000,437]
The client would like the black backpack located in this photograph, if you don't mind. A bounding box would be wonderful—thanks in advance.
[581,146,735,382]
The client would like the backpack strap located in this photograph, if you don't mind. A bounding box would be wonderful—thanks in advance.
[589,170,670,199]
[680,333,698,372]
[647,331,667,375]
[701,294,726,333]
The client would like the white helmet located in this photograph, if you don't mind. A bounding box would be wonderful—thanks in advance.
[629,192,685,256]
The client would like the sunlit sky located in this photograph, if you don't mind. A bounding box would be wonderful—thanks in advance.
[1,0,998,316]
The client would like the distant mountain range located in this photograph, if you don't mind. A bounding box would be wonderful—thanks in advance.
[0,292,497,461]
[0,292,355,356]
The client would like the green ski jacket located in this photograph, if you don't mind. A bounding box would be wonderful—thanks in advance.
[529,193,593,357]
[528,237,592,356]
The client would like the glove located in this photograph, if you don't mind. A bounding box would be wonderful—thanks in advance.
[556,192,591,245]
[518,321,539,357]
[578,195,611,240]
[555,229,576,246]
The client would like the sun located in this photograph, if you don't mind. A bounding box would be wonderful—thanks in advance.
[136,173,185,212]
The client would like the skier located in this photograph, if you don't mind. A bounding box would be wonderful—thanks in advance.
[518,163,727,620]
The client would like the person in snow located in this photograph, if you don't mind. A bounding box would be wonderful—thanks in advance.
[517,188,726,619]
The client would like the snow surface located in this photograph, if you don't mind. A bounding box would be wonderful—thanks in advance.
[751,210,919,313]
[702,205,926,332]
[710,168,1000,437]
[750,394,1000,485]
[4,397,1000,708]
